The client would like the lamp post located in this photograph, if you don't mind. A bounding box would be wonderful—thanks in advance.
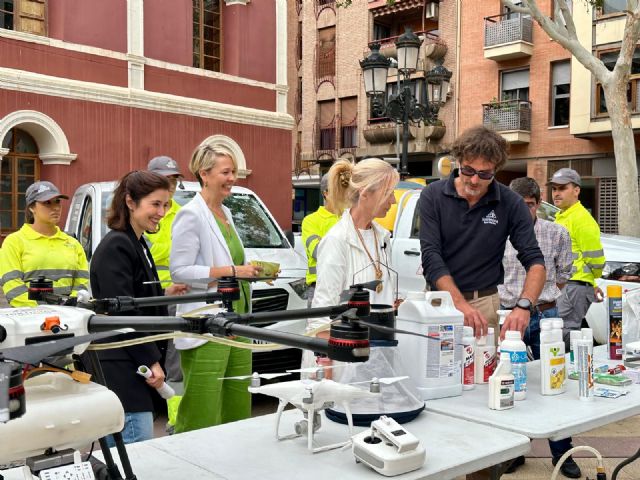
[360,28,452,177]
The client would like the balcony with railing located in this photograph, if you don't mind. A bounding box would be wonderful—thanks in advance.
[484,13,533,61]
[482,99,532,144]
[367,30,447,66]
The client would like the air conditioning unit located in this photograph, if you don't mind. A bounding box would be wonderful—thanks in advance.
[425,2,439,20]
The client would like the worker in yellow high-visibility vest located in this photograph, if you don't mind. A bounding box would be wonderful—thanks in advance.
[144,156,189,432]
[551,168,605,344]
[301,174,340,307]
[0,181,88,307]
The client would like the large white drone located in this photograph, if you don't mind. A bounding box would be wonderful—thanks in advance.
[225,369,407,453]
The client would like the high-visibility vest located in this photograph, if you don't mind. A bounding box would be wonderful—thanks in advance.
[0,224,89,307]
[145,198,181,286]
[555,201,605,286]
[301,206,340,285]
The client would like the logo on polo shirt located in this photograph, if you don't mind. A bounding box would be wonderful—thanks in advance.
[482,210,498,225]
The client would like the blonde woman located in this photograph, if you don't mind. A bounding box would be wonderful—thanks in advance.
[309,158,399,330]
[170,142,261,433]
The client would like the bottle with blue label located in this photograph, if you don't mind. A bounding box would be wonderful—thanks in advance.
[500,330,527,400]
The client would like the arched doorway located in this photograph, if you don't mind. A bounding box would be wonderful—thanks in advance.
[1,128,40,239]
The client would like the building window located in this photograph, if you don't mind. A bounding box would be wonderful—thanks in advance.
[599,0,625,15]
[317,26,336,80]
[340,97,358,149]
[0,0,14,30]
[193,0,222,72]
[501,69,530,101]
[373,22,391,41]
[596,49,640,115]
[551,61,570,126]
[0,128,40,236]
[1,0,47,35]
[318,100,335,151]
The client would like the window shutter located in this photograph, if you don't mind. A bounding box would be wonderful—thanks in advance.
[17,0,46,36]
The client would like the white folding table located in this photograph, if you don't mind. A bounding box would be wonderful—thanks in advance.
[84,409,530,480]
[425,347,640,441]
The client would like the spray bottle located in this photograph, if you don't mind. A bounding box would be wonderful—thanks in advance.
[608,285,623,360]
[488,352,515,410]
[462,326,475,390]
[540,320,566,395]
[474,327,496,384]
[500,330,527,400]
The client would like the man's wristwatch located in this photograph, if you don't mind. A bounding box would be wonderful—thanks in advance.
[514,297,534,314]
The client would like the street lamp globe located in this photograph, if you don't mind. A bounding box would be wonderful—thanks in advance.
[360,43,391,95]
[395,28,422,74]
[426,63,452,106]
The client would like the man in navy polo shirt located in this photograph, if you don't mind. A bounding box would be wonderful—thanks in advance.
[419,125,545,343]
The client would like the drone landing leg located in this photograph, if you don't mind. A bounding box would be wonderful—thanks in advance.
[82,351,136,480]
[275,400,299,441]
[310,404,352,454]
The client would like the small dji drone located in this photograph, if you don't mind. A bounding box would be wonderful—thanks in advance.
[224,369,407,453]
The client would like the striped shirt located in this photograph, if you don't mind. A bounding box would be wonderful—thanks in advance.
[499,218,572,307]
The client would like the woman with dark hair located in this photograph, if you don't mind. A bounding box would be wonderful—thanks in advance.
[90,170,186,445]
[0,180,88,306]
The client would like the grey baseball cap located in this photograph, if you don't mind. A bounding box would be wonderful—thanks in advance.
[25,181,69,205]
[320,173,330,193]
[147,156,182,177]
[549,167,581,186]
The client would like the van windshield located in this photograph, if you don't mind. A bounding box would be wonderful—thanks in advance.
[103,191,286,249]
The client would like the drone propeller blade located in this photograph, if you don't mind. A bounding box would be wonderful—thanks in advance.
[378,376,409,385]
[219,372,290,381]
[0,331,125,365]
[286,365,342,374]
[349,376,409,386]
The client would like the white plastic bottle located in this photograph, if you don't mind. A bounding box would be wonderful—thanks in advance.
[540,321,566,396]
[569,330,583,374]
[396,291,464,400]
[474,327,496,384]
[462,326,475,390]
[540,321,553,346]
[500,330,527,400]
[488,352,515,410]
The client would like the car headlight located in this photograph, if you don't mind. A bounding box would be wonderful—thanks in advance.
[602,261,640,282]
[289,278,311,299]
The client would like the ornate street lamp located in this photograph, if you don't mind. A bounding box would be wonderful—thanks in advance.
[361,28,452,177]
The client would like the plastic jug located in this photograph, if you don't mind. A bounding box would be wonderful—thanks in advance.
[500,330,527,400]
[396,291,464,400]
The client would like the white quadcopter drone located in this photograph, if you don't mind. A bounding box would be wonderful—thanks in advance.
[224,369,408,453]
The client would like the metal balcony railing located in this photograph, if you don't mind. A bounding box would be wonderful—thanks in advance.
[366,31,442,58]
[482,100,532,132]
[484,13,533,47]
[318,122,336,151]
[316,45,336,82]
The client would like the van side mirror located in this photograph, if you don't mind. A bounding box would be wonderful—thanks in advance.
[284,229,295,248]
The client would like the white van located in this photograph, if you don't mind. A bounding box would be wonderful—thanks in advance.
[65,181,310,371]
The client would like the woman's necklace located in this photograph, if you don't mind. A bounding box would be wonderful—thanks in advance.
[353,220,383,294]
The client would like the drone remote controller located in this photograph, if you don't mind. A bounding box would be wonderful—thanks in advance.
[352,416,425,477]
[38,461,94,480]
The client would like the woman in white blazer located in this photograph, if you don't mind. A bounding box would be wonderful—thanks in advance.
[309,158,399,331]
[170,142,261,433]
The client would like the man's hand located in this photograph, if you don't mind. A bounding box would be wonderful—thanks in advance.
[594,286,604,303]
[457,301,488,338]
[502,308,530,340]
[145,362,166,389]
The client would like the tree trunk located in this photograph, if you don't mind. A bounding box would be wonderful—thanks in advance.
[603,81,640,237]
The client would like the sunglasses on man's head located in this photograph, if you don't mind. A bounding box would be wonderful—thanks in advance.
[459,165,495,180]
